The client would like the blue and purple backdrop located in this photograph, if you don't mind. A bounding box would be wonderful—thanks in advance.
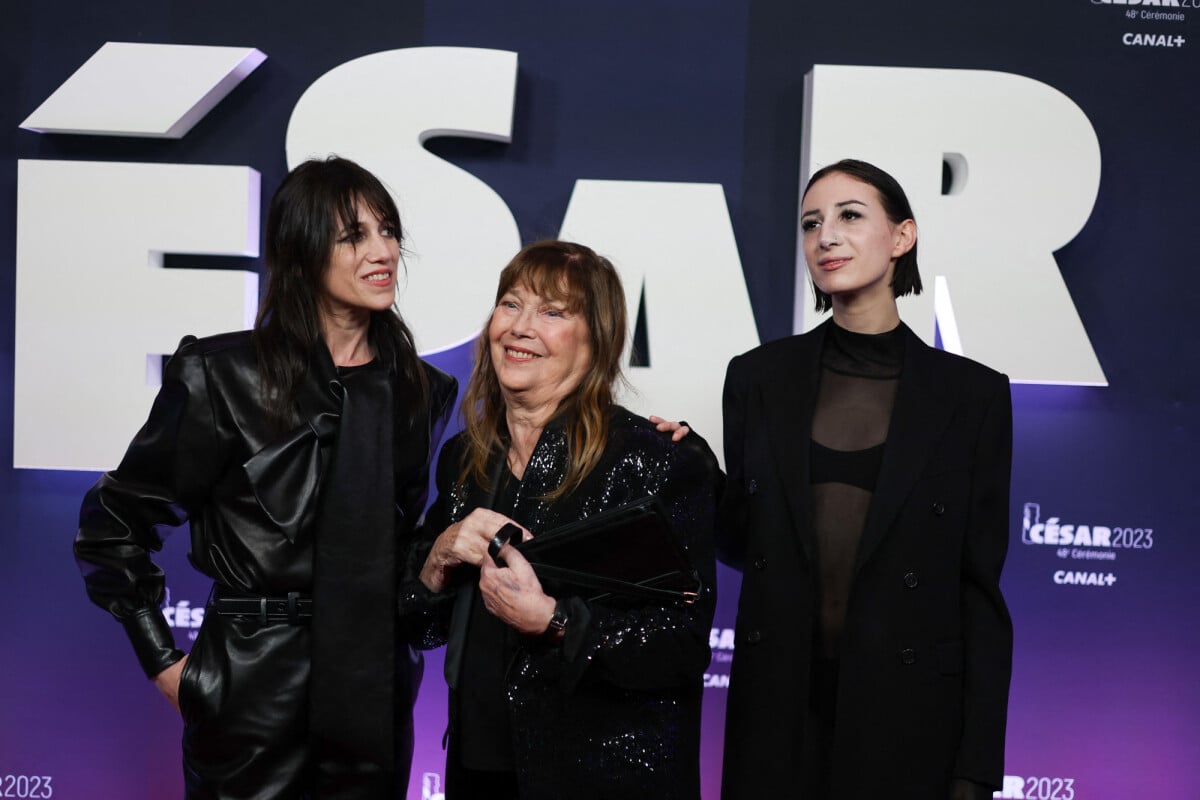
[3,2,1198,799]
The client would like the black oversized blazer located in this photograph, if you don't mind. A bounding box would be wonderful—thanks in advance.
[717,320,1013,799]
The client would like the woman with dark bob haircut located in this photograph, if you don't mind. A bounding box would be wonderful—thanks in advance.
[75,156,457,799]
[719,159,1013,799]
[402,240,722,799]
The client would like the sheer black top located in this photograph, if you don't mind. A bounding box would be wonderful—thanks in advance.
[809,322,904,660]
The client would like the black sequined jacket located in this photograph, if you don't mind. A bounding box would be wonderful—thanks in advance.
[402,407,722,799]
[75,330,457,679]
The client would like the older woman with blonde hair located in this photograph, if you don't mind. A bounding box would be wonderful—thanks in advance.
[405,239,721,799]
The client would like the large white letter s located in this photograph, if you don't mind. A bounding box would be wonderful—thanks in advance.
[286,47,522,354]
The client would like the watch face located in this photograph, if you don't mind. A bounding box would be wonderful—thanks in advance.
[548,600,569,634]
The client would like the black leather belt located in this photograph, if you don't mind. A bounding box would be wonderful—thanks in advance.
[209,584,312,624]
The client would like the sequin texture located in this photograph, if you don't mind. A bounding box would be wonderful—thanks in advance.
[401,407,721,798]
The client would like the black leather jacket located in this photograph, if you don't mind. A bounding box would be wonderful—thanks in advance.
[403,407,722,800]
[75,330,457,678]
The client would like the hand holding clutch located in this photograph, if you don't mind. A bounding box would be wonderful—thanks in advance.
[419,508,529,593]
[494,496,703,605]
[478,540,557,636]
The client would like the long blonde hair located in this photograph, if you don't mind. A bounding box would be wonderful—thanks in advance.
[460,240,628,500]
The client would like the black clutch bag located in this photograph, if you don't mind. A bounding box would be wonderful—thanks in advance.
[488,495,702,604]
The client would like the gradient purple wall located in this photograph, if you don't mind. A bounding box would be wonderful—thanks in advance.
[3,2,1198,798]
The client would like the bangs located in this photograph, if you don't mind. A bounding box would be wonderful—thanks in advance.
[356,185,401,228]
[498,250,587,312]
[329,167,400,234]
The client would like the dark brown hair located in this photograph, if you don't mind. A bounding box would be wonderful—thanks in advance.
[253,156,427,426]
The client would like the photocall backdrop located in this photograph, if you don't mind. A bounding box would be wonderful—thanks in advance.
[2,2,1198,798]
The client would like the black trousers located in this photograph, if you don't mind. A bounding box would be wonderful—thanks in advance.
[179,614,415,800]
[448,768,519,800]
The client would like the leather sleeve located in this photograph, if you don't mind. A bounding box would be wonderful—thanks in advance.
[953,372,1014,788]
[74,337,225,679]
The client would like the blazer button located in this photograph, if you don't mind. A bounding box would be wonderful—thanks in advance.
[931,501,945,516]
[747,479,758,495]
[754,556,767,571]
[903,571,919,589]
[899,648,917,665]
[746,629,762,645]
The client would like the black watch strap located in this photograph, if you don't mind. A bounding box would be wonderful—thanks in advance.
[545,598,569,640]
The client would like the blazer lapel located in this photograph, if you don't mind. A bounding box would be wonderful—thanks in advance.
[760,324,827,567]
[854,326,960,573]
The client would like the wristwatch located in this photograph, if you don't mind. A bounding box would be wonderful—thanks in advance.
[545,598,569,640]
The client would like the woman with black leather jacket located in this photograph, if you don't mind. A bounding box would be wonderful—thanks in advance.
[74,156,457,800]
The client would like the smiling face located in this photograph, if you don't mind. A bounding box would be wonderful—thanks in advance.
[488,282,594,412]
[318,202,399,322]
[800,171,916,311]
